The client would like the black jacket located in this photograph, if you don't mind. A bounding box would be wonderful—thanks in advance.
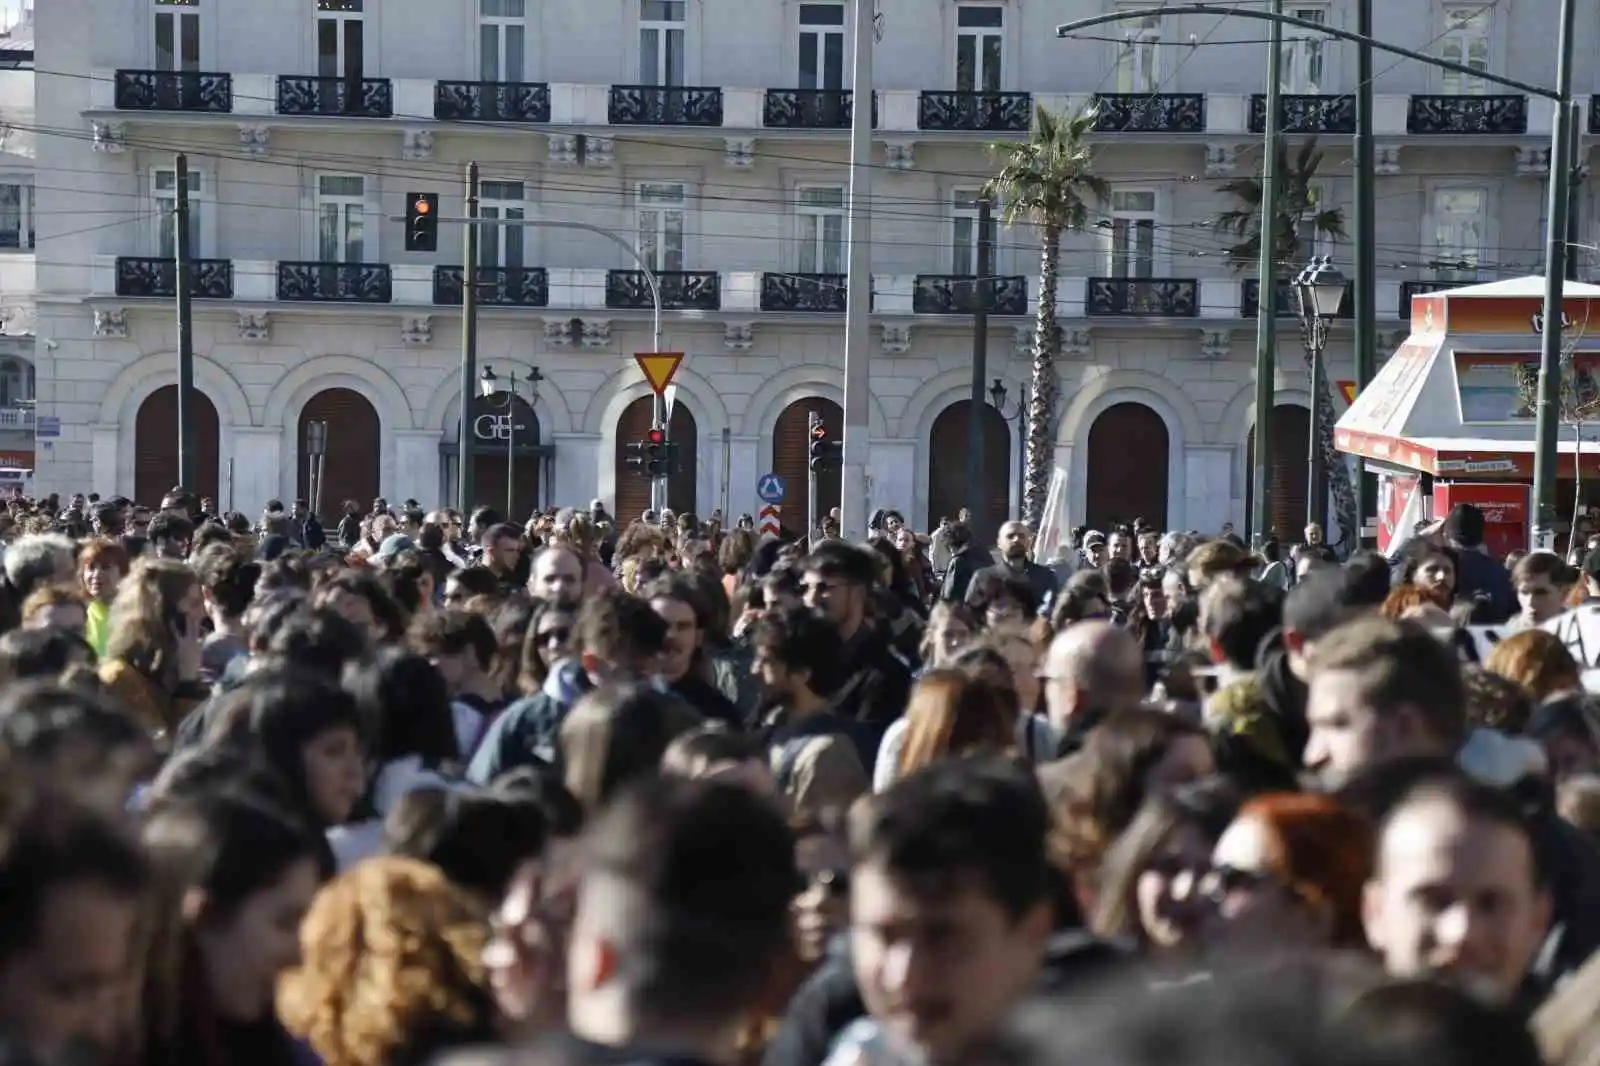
[939,547,994,604]
[831,628,913,730]
[967,560,1059,613]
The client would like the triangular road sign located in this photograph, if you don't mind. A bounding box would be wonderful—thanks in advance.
[634,352,685,397]
[1338,380,1358,405]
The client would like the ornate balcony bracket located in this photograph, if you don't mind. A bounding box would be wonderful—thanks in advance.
[401,129,434,161]
[400,316,433,346]
[581,319,612,348]
[1514,146,1550,176]
[884,140,915,171]
[585,136,615,168]
[237,312,270,342]
[1374,146,1401,174]
[723,321,755,350]
[543,318,576,346]
[724,138,756,168]
[94,308,128,339]
[1013,326,1035,355]
[238,124,271,156]
[1199,329,1232,360]
[1205,142,1241,177]
[547,134,578,166]
[91,122,127,153]
[880,324,911,354]
[1062,328,1092,356]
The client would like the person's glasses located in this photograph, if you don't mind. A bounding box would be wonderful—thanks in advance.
[537,627,570,646]
[1200,863,1278,902]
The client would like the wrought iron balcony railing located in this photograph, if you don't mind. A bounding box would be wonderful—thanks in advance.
[608,85,724,126]
[917,90,1031,132]
[760,273,848,312]
[605,269,721,311]
[114,70,233,112]
[1406,94,1527,135]
[434,81,551,123]
[276,75,394,118]
[1248,93,1356,134]
[1241,278,1352,318]
[762,88,870,129]
[1085,278,1200,317]
[912,274,1028,316]
[1091,93,1205,133]
[276,262,392,303]
[432,265,549,307]
[115,256,234,299]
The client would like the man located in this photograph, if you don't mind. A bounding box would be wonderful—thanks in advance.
[90,501,122,538]
[413,608,512,758]
[146,510,194,560]
[1039,620,1144,755]
[2,532,76,606]
[192,543,260,686]
[968,521,1057,614]
[1196,579,1297,775]
[1136,530,1161,567]
[1304,522,1324,548]
[482,522,525,595]
[528,544,584,609]
[801,543,912,729]
[1106,526,1135,563]
[938,522,992,604]
[751,605,872,791]
[1443,503,1516,621]
[1080,530,1108,568]
[643,576,741,728]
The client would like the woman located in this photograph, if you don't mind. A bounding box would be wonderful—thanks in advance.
[311,570,405,645]
[553,512,616,592]
[948,629,1055,762]
[1486,629,1583,704]
[872,670,1017,791]
[559,683,703,817]
[80,536,131,660]
[518,600,574,695]
[99,558,208,741]
[718,528,758,604]
[917,602,979,672]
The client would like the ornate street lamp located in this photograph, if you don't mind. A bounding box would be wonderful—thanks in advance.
[478,365,544,519]
[1293,255,1348,531]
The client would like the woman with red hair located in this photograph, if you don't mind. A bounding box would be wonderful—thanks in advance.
[1198,792,1373,960]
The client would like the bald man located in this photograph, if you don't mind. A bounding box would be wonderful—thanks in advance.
[1041,621,1145,755]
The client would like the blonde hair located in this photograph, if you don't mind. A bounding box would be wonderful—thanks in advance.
[104,558,197,689]
[21,583,89,624]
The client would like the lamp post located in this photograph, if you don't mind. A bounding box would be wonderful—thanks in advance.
[988,377,1028,522]
[1292,255,1348,532]
[478,364,544,520]
[303,419,328,522]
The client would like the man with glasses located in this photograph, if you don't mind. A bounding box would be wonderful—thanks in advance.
[800,543,911,733]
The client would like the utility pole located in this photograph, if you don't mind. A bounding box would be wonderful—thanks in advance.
[1351,0,1376,548]
[457,161,480,517]
[807,409,821,547]
[1250,0,1284,548]
[840,0,875,538]
[174,152,196,493]
[967,195,993,530]
[1566,101,1582,282]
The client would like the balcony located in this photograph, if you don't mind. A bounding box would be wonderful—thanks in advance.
[434,81,551,123]
[275,75,394,118]
[1091,93,1205,133]
[607,85,723,126]
[912,275,1028,316]
[763,88,861,129]
[432,265,549,307]
[0,409,32,431]
[1241,278,1351,319]
[1085,278,1200,317]
[114,257,234,299]
[1592,96,1600,135]
[1406,94,1527,135]
[276,262,392,303]
[918,91,1031,132]
[113,70,233,113]
[760,273,847,313]
[605,269,720,311]
[1400,279,1473,316]
[1248,93,1356,134]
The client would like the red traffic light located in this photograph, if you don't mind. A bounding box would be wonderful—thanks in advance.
[646,428,666,445]
[413,197,432,215]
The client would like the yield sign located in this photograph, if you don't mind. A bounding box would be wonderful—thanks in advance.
[1337,380,1358,405]
[634,352,685,396]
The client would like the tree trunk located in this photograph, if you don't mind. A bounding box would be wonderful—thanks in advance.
[1023,225,1061,530]
[1306,349,1358,551]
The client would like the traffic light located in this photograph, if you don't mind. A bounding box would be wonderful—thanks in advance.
[644,428,670,478]
[808,419,842,472]
[625,440,646,478]
[405,192,438,252]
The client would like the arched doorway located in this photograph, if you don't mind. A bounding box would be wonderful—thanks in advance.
[927,400,1010,546]
[1245,404,1312,543]
[134,385,220,506]
[774,398,842,533]
[448,393,549,521]
[613,396,698,523]
[298,388,380,523]
[1085,402,1169,530]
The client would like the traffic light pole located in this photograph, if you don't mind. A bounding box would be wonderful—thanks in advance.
[807,410,821,547]
[174,152,197,495]
[458,162,480,517]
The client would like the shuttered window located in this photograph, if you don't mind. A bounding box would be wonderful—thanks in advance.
[298,388,380,522]
[774,399,841,532]
[134,385,219,506]
[1085,402,1168,530]
[927,400,1010,546]
[1245,405,1311,542]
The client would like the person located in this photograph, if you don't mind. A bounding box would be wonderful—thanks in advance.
[800,543,913,729]
[192,544,260,687]
[78,537,131,661]
[98,559,209,740]
[967,522,1058,615]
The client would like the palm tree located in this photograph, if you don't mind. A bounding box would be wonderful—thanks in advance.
[985,105,1109,530]
[1213,138,1359,550]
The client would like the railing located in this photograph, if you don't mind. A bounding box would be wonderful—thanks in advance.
[1085,278,1200,317]
[762,88,861,129]
[760,273,847,313]
[1399,279,1473,316]
[1406,94,1527,135]
[1248,93,1356,134]
[114,70,233,112]
[912,274,1028,316]
[432,265,549,307]
[434,81,551,123]
[1091,93,1205,133]
[917,90,1031,132]
[607,85,724,126]
[115,256,234,299]
[1592,96,1600,136]
[0,229,32,250]
[605,269,720,311]
[1241,278,1352,318]
[275,75,394,118]
[0,408,32,430]
[276,262,392,303]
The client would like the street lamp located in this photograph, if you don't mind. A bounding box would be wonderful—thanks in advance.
[478,364,544,519]
[1293,255,1348,531]
[987,377,1028,521]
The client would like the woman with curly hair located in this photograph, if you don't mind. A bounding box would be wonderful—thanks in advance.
[98,558,208,741]
[278,857,498,1066]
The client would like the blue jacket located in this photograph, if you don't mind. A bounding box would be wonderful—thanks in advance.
[464,659,591,784]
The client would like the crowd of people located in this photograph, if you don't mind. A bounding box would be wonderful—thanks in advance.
[0,486,1597,1066]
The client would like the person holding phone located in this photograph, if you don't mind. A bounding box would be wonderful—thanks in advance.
[97,557,208,747]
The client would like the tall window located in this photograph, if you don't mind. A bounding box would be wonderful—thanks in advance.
[316,175,366,263]
[955,4,1003,92]
[1114,11,1161,93]
[1430,188,1485,281]
[1282,6,1326,92]
[0,184,31,250]
[639,0,685,87]
[796,186,845,274]
[798,2,844,90]
[317,0,363,80]
[637,182,686,272]
[951,189,997,275]
[1439,5,1488,94]
[479,0,525,82]
[153,0,200,72]
[480,180,526,268]
[153,167,202,258]
[1108,190,1157,278]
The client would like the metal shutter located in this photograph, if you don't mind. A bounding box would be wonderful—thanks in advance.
[1085,402,1169,530]
[927,400,1012,546]
[298,388,380,523]
[135,385,220,507]
[1245,405,1311,542]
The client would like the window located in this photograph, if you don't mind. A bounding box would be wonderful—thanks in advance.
[796,186,845,274]
[955,4,1003,93]
[479,0,525,83]
[1108,190,1157,278]
[636,182,685,272]
[152,168,203,259]
[153,0,200,72]
[316,175,366,263]
[951,189,997,275]
[0,184,31,250]
[1429,188,1485,281]
[798,2,844,91]
[1295,182,1331,260]
[1282,6,1327,93]
[480,180,526,268]
[639,0,685,87]
[1114,10,1161,93]
[317,0,363,80]
[1439,5,1488,95]
[0,359,27,407]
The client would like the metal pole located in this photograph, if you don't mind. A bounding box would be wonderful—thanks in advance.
[1307,320,1326,530]
[506,369,516,519]
[174,152,196,494]
[1565,101,1582,282]
[1533,0,1576,552]
[807,409,821,547]
[458,161,480,517]
[840,0,875,538]
[1250,0,1284,548]
[968,195,993,530]
[1352,0,1375,547]
[1018,384,1028,520]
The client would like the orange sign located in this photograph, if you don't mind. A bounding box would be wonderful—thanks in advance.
[633,352,684,397]
[1337,380,1357,405]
